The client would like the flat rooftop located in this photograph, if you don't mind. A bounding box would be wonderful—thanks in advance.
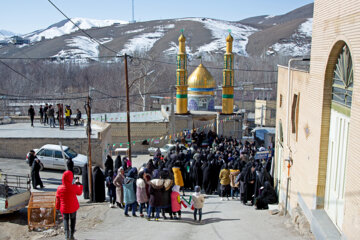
[89,110,167,123]
[0,122,101,139]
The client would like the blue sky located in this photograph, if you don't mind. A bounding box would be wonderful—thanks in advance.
[0,0,313,34]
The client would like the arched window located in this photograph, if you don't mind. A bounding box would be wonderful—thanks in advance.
[332,45,353,108]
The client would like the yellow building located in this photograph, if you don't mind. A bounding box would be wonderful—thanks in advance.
[275,0,360,239]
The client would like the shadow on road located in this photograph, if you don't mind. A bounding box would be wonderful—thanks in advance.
[42,177,62,185]
[0,208,28,226]
[33,187,58,192]
[161,216,240,225]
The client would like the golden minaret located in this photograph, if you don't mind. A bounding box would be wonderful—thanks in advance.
[222,33,234,114]
[176,33,188,114]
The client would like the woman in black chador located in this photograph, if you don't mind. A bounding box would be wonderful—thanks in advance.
[255,181,277,210]
[32,158,44,189]
[243,163,256,205]
[114,154,121,173]
[192,159,203,189]
[104,155,114,177]
[92,166,105,202]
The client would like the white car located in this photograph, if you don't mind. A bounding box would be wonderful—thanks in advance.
[148,144,189,156]
[26,144,87,175]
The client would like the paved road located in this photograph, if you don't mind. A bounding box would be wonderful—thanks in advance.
[50,194,304,240]
[0,158,306,240]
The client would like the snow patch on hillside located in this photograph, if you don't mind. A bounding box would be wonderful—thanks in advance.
[176,18,256,56]
[271,42,311,57]
[298,18,312,37]
[25,18,128,42]
[120,24,175,54]
[162,41,192,56]
[267,18,312,56]
[265,15,275,19]
[52,36,112,61]
[125,28,145,34]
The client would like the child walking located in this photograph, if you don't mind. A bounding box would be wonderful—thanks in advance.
[171,185,182,219]
[192,185,205,223]
[136,171,149,217]
[106,170,116,208]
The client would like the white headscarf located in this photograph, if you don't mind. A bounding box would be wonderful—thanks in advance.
[172,185,180,193]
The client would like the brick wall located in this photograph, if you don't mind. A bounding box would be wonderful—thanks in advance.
[275,67,317,214]
[275,1,360,238]
[311,1,360,238]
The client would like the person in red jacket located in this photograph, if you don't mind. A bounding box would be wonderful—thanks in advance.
[56,170,83,240]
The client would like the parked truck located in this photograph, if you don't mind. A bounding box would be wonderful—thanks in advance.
[0,171,31,215]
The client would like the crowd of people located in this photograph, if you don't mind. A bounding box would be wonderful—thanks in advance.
[50,129,277,240]
[98,130,277,224]
[27,104,82,128]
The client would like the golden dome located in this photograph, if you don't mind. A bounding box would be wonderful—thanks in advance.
[226,33,233,42]
[188,64,216,91]
[178,34,186,42]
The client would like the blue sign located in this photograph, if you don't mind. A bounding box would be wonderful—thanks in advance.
[255,151,271,160]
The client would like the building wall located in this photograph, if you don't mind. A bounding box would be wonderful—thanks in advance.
[276,1,360,238]
[235,100,255,112]
[275,67,317,214]
[255,99,276,127]
[311,1,360,238]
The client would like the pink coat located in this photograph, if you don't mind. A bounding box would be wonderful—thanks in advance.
[171,191,181,212]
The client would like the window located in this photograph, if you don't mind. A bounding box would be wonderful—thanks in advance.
[39,149,53,157]
[54,151,63,159]
[37,149,45,156]
[291,93,300,137]
[278,120,284,145]
[271,109,276,118]
[332,45,353,108]
[279,94,283,108]
[64,148,78,158]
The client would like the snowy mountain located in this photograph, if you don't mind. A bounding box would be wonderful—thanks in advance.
[23,17,128,42]
[0,3,313,60]
[0,29,18,41]
[266,18,312,56]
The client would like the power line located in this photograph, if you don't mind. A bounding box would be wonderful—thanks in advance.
[0,59,36,83]
[47,0,123,57]
[0,55,121,60]
[0,55,278,73]
[130,56,278,73]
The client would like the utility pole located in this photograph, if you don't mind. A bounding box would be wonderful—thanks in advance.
[58,103,64,130]
[131,0,135,23]
[260,105,264,127]
[170,85,175,143]
[124,54,132,163]
[239,113,243,140]
[86,89,93,202]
